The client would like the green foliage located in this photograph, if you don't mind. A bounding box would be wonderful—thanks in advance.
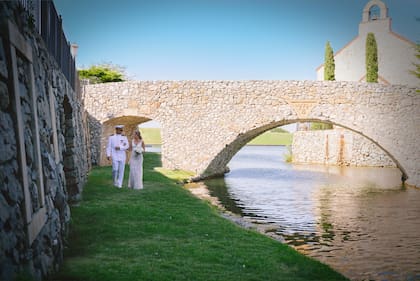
[311,122,333,130]
[139,128,161,144]
[317,42,336,127]
[283,145,293,163]
[270,127,288,133]
[248,131,293,146]
[366,33,378,83]
[413,43,420,93]
[78,63,126,83]
[411,43,420,79]
[324,41,335,81]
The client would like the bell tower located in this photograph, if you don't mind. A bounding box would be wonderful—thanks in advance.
[359,0,391,36]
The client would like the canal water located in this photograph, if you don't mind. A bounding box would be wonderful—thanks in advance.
[198,145,420,281]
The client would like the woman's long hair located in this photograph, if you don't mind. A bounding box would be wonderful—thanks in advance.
[134,130,142,140]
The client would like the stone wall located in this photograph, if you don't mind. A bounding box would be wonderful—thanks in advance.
[292,129,396,167]
[0,2,90,280]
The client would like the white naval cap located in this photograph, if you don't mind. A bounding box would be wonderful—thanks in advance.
[115,125,124,129]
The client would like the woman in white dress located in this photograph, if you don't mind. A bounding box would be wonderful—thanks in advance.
[128,130,146,189]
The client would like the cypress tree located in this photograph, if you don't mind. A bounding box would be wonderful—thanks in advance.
[324,41,335,81]
[366,33,378,82]
[310,41,334,130]
[411,43,420,79]
[412,43,420,93]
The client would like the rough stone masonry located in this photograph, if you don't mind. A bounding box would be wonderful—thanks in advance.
[83,80,419,187]
[0,2,90,280]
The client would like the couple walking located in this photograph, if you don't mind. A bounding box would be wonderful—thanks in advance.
[106,125,146,189]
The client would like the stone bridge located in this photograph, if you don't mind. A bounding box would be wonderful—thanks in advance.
[83,80,420,187]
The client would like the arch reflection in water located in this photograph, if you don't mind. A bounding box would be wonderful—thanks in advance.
[202,145,420,281]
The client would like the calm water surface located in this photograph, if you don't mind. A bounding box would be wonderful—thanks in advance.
[202,146,420,281]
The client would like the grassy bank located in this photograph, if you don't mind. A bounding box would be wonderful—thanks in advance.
[52,153,347,281]
[139,128,161,144]
[140,128,293,146]
[248,131,292,146]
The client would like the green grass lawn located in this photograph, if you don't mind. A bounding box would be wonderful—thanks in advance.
[248,131,293,146]
[139,128,161,144]
[140,128,293,146]
[51,153,347,281]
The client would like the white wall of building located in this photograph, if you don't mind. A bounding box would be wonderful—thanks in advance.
[317,0,418,87]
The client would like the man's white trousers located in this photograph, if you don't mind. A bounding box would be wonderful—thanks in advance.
[112,160,125,188]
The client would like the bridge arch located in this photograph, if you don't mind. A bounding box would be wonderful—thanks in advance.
[99,115,157,164]
[202,119,407,181]
[83,80,419,187]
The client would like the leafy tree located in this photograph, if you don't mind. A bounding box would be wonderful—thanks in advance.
[366,33,378,82]
[324,41,335,81]
[78,63,126,83]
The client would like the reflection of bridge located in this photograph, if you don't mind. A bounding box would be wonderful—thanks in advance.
[83,80,420,187]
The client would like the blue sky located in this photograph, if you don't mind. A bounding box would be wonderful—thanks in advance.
[55,0,420,81]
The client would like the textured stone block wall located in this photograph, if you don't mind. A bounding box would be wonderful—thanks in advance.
[83,80,419,187]
[292,129,396,167]
[0,2,90,280]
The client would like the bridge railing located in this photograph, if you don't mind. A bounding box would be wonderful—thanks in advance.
[19,0,77,90]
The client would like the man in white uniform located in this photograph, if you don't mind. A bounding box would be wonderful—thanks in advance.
[106,125,129,188]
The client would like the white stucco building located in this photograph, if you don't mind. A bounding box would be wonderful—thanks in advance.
[294,0,418,169]
[316,0,418,87]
